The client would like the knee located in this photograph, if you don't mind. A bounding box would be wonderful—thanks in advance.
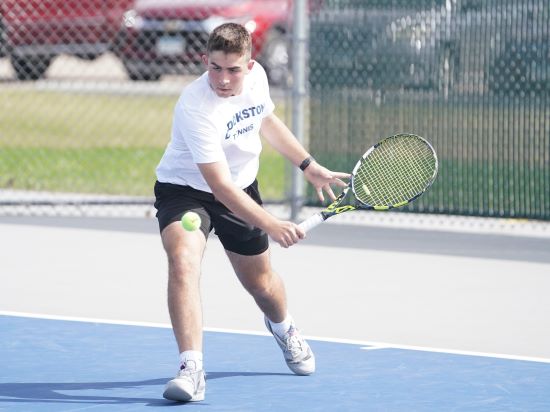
[167,250,200,284]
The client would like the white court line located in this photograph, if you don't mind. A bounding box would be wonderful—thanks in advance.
[0,310,172,329]
[2,310,550,364]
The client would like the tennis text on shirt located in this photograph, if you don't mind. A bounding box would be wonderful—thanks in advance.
[225,104,266,139]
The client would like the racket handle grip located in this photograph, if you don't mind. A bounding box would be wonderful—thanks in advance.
[298,213,325,233]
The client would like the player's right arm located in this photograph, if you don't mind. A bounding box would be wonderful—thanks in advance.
[197,161,305,248]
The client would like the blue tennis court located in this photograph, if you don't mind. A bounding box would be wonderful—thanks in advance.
[2,314,550,411]
[2,218,550,411]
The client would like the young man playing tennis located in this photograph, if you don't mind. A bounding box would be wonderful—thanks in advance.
[154,23,349,402]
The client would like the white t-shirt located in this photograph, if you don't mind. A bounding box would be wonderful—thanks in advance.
[156,62,275,192]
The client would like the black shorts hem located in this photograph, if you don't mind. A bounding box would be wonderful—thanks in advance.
[218,232,270,256]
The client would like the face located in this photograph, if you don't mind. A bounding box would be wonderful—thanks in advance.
[202,51,254,98]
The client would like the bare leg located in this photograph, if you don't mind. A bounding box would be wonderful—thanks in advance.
[225,246,316,376]
[161,222,207,352]
[225,247,287,323]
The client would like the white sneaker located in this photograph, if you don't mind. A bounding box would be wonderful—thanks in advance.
[265,316,316,375]
[163,367,206,402]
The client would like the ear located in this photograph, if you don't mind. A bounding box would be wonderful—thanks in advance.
[247,60,255,71]
[201,54,208,66]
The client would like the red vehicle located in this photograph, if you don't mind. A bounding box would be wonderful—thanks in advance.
[114,0,294,85]
[1,0,133,80]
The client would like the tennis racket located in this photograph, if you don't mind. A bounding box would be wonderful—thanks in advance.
[299,133,438,232]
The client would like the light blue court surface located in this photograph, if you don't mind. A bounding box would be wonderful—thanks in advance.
[1,315,550,411]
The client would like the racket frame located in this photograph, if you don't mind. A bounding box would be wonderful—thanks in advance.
[298,134,438,232]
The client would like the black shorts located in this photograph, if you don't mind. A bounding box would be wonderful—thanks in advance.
[153,180,269,256]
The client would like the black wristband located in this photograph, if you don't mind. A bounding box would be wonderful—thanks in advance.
[299,155,314,171]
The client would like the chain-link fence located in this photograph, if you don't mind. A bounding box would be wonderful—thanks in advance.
[0,0,295,215]
[309,0,549,219]
[1,0,549,220]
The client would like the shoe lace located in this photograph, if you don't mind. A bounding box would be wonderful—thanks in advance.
[178,360,200,378]
[284,327,304,357]
[181,360,198,371]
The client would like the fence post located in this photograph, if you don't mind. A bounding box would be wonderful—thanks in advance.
[290,0,308,221]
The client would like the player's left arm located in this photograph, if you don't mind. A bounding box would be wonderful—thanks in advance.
[260,113,349,202]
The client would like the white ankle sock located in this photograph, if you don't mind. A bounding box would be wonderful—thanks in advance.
[268,314,293,337]
[179,350,203,371]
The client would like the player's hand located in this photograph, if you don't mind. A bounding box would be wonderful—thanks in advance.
[266,220,305,248]
[304,162,350,202]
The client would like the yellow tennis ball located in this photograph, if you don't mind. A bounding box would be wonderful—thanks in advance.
[181,211,201,232]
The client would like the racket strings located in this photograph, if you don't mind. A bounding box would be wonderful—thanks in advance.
[353,135,437,206]
[371,140,434,203]
[376,138,434,203]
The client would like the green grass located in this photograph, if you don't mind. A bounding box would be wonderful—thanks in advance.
[6,87,548,218]
[0,89,287,200]
[0,90,173,148]
[0,147,163,196]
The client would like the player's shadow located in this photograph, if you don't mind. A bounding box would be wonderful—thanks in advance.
[0,372,291,407]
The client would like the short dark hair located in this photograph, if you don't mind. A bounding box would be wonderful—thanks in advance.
[207,23,252,59]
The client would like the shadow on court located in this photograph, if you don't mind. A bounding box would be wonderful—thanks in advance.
[0,372,289,408]
[0,380,169,407]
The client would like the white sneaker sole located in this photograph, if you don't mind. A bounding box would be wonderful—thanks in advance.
[287,354,316,376]
[163,379,205,402]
